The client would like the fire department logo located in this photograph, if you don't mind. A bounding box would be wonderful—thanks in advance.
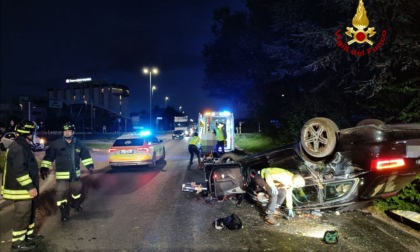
[345,0,375,45]
[335,0,386,56]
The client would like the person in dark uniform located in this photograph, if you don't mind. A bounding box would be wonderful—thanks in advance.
[40,122,94,221]
[1,121,44,251]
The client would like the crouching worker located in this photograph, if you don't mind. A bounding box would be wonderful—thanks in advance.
[255,167,305,225]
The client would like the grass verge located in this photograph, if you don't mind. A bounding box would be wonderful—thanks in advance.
[235,133,283,153]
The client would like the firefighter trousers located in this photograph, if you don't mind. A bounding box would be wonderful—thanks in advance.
[56,180,82,206]
[12,199,36,245]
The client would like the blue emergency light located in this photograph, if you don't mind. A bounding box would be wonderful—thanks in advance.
[139,130,151,136]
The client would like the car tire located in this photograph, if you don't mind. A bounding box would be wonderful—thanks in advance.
[356,119,385,127]
[300,117,338,159]
[219,153,243,163]
[149,152,157,168]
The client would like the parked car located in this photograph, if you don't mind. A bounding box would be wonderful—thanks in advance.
[172,130,185,140]
[184,118,420,212]
[0,132,46,151]
[108,131,165,168]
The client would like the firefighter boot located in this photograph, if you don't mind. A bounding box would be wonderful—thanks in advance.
[26,234,45,244]
[59,203,70,221]
[71,199,83,211]
[11,240,37,251]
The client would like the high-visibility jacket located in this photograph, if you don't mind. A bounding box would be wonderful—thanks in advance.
[188,136,201,146]
[261,168,294,209]
[215,128,225,141]
[1,137,39,200]
[41,137,93,180]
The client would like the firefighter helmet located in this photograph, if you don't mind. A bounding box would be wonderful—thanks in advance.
[292,174,305,188]
[63,122,76,131]
[15,121,38,136]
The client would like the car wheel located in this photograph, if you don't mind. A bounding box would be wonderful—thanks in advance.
[356,119,385,127]
[219,153,243,163]
[0,143,5,151]
[300,117,338,159]
[149,152,157,168]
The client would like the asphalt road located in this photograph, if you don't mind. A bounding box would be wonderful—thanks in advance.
[1,136,419,251]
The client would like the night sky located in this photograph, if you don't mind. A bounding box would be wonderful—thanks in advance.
[0,0,246,118]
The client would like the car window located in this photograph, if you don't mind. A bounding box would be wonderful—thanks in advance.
[145,136,159,144]
[323,181,355,201]
[113,138,144,147]
[292,179,357,207]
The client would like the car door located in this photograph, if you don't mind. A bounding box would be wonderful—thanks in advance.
[147,136,163,159]
[291,155,361,209]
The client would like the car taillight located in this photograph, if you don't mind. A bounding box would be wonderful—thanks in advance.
[136,148,149,152]
[370,158,406,171]
[108,148,118,153]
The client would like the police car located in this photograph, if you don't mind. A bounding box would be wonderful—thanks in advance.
[108,131,165,168]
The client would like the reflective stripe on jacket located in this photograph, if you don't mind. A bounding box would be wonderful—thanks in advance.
[1,137,39,200]
[41,137,93,180]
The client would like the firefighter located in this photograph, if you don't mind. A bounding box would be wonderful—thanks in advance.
[40,122,94,221]
[188,132,201,168]
[1,121,44,251]
[255,167,305,225]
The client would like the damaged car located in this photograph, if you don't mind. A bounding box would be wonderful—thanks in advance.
[183,117,420,212]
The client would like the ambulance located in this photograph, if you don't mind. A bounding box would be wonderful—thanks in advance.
[197,111,235,155]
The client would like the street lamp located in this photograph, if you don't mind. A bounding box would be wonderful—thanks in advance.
[152,85,157,97]
[19,104,23,119]
[165,96,169,107]
[179,106,182,112]
[143,67,159,128]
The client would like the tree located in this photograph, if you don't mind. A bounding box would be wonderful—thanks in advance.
[203,0,420,131]
[267,0,420,123]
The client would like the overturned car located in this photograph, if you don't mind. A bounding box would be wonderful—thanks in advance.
[183,118,420,212]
